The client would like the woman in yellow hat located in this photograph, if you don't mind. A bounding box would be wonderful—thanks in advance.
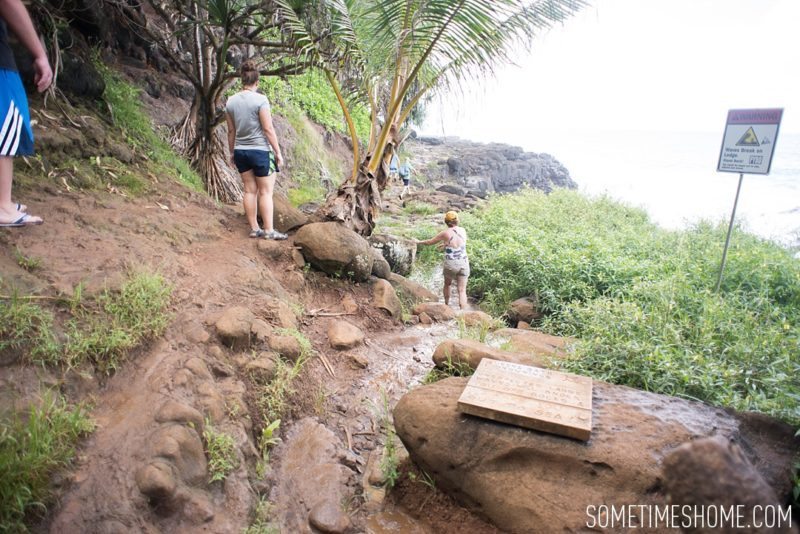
[415,210,470,309]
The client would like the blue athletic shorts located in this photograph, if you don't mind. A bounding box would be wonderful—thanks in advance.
[0,69,34,157]
[233,149,277,177]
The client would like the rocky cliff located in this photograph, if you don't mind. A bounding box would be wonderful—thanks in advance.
[407,135,576,198]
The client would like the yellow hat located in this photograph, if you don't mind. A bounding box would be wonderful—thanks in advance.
[444,211,459,224]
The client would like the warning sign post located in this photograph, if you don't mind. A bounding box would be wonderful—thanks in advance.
[714,108,783,292]
[717,108,782,174]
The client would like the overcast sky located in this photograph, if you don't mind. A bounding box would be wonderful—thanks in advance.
[422,0,800,139]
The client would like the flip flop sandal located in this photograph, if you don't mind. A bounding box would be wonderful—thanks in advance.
[249,229,266,238]
[15,202,27,212]
[0,213,44,227]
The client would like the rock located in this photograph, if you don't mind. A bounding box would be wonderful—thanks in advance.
[308,500,351,533]
[373,279,403,319]
[291,248,306,268]
[181,490,215,524]
[436,184,466,196]
[215,306,255,349]
[490,328,573,357]
[328,321,365,350]
[257,239,288,262]
[185,322,211,344]
[135,460,177,505]
[250,319,273,343]
[368,235,417,276]
[387,273,438,303]
[370,249,391,279]
[341,295,359,314]
[58,52,105,99]
[420,138,575,194]
[155,401,204,434]
[516,321,531,330]
[393,378,798,534]
[507,296,542,324]
[269,335,303,362]
[149,425,207,486]
[412,302,455,322]
[418,312,432,325]
[295,222,374,282]
[662,436,791,534]
[184,357,213,380]
[348,352,369,369]
[272,300,298,330]
[456,310,496,329]
[273,192,309,233]
[432,339,549,370]
[245,352,279,380]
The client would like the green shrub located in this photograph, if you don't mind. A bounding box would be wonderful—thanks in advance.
[466,188,800,423]
[203,419,239,483]
[0,394,93,531]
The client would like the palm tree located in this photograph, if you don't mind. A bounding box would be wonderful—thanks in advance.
[277,0,586,235]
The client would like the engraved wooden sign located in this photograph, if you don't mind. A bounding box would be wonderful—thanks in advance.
[457,358,593,441]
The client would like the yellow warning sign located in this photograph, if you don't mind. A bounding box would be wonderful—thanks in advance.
[736,127,760,146]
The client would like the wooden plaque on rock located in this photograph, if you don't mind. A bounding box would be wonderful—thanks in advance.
[457,358,593,440]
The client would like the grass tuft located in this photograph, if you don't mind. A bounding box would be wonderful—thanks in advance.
[202,419,239,483]
[0,393,94,531]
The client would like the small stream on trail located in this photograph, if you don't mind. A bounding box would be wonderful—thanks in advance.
[265,286,467,532]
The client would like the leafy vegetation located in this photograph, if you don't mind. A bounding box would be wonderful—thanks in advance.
[203,419,239,483]
[0,270,171,372]
[256,354,308,423]
[95,60,204,193]
[465,188,800,423]
[263,70,371,143]
[0,394,94,531]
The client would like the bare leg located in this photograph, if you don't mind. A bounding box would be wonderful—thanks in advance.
[457,275,469,310]
[0,156,38,224]
[241,170,259,231]
[443,273,453,306]
[256,173,276,232]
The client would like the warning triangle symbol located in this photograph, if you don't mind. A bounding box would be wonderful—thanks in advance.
[736,127,760,146]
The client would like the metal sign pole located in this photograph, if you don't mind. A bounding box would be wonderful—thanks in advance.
[715,172,744,293]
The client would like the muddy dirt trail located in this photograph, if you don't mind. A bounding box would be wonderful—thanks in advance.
[1,182,496,533]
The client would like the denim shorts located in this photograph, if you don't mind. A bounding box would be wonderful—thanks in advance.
[0,69,34,157]
[233,149,277,177]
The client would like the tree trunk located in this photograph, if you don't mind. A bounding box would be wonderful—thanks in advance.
[173,93,242,202]
[320,143,394,236]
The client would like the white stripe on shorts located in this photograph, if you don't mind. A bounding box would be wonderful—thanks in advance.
[0,101,20,156]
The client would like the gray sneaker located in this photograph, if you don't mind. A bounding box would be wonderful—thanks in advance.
[266,230,288,240]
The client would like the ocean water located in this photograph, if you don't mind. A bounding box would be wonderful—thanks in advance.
[514,130,800,249]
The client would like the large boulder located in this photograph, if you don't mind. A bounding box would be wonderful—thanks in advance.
[327,320,365,350]
[387,273,438,304]
[393,378,797,534]
[489,328,573,357]
[368,234,417,276]
[373,279,403,319]
[662,436,792,534]
[295,222,374,282]
[412,302,455,322]
[432,339,551,370]
[506,296,542,325]
[273,193,309,233]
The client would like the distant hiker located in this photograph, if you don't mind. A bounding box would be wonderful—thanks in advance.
[415,210,470,309]
[0,0,52,227]
[225,61,287,240]
[399,159,413,199]
[389,153,399,179]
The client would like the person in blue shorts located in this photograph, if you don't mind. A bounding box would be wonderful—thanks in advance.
[0,0,52,227]
[225,60,287,240]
